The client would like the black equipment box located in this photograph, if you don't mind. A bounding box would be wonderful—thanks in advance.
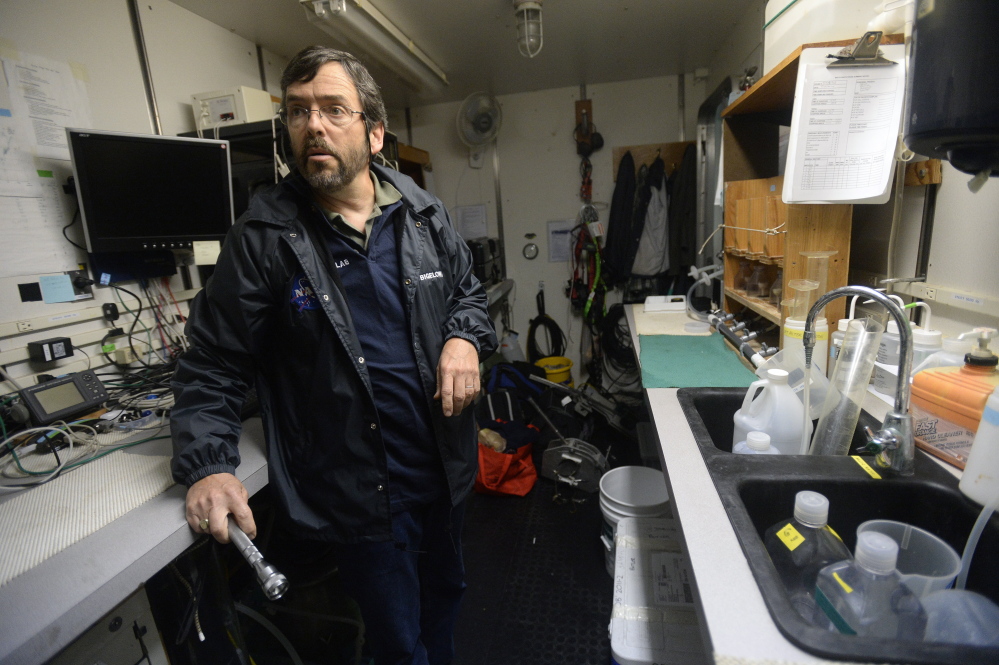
[465,237,504,287]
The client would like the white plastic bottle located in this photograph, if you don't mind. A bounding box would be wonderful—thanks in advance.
[829,318,849,378]
[732,369,811,455]
[733,430,781,455]
[815,531,927,639]
[959,386,999,506]
[876,320,902,365]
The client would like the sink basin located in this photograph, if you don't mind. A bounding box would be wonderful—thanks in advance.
[678,386,881,455]
[678,387,999,665]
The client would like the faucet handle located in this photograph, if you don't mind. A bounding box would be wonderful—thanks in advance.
[863,426,899,454]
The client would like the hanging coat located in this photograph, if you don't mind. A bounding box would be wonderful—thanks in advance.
[667,144,698,276]
[631,157,669,276]
[603,151,636,285]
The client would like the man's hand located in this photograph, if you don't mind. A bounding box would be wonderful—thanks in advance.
[434,337,480,417]
[185,472,256,544]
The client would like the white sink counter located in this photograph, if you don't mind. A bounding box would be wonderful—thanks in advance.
[629,305,959,664]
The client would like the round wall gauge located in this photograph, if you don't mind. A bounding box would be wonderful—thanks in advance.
[523,242,539,259]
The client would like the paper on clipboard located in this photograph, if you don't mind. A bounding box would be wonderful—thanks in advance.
[783,44,906,204]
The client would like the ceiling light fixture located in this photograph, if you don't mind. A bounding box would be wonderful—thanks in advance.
[300,0,448,93]
[513,0,543,58]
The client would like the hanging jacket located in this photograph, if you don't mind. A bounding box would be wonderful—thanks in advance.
[668,143,698,276]
[603,151,636,285]
[631,157,669,276]
[170,163,497,544]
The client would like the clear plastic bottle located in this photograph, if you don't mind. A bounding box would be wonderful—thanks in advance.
[733,430,781,455]
[911,336,974,375]
[815,531,927,639]
[764,491,851,626]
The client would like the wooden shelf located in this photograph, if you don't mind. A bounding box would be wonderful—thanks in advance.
[722,34,905,120]
[724,288,781,325]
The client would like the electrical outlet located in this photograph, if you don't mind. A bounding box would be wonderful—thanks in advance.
[924,287,936,300]
[17,321,33,332]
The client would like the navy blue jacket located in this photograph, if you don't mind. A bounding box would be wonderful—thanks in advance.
[170,164,497,543]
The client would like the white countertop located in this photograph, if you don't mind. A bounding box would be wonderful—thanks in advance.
[0,418,268,665]
[627,304,960,664]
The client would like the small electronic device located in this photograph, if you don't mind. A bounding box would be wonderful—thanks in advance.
[191,86,276,130]
[19,370,109,425]
[66,128,235,253]
[27,337,75,362]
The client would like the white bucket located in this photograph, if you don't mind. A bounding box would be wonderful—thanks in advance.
[599,466,671,575]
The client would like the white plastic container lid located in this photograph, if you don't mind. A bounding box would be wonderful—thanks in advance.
[746,431,772,452]
[913,328,943,347]
[766,368,789,384]
[885,320,900,336]
[856,530,899,574]
[793,490,829,527]
[838,318,853,332]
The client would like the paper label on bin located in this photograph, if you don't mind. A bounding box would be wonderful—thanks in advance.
[777,523,806,551]
[650,551,696,607]
[784,328,829,340]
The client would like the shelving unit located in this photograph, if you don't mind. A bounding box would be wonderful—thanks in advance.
[720,35,904,333]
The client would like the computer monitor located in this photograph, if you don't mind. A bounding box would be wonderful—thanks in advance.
[66,128,235,253]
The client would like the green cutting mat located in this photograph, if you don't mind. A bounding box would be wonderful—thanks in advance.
[639,333,757,388]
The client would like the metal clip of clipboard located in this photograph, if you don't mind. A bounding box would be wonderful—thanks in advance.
[827,31,898,68]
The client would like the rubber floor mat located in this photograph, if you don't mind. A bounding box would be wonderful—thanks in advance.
[455,479,613,664]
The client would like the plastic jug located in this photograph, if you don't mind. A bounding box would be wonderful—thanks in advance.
[763,491,851,626]
[733,368,812,455]
[911,336,974,375]
[960,386,999,506]
[815,531,927,639]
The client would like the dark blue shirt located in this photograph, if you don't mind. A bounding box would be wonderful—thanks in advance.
[322,201,445,511]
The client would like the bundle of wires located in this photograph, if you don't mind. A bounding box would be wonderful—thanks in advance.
[0,351,177,493]
[527,287,567,363]
[600,303,642,397]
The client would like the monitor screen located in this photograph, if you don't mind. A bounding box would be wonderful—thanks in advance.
[67,128,235,253]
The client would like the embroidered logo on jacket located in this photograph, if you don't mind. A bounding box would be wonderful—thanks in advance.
[291,274,320,311]
[419,270,443,281]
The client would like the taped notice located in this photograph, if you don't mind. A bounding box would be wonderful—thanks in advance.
[650,551,695,607]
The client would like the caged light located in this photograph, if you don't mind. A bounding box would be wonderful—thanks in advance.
[513,0,543,58]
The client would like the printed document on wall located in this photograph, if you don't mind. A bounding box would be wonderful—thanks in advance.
[783,45,906,204]
[2,53,92,161]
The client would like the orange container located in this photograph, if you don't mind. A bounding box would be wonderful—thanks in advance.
[911,363,999,432]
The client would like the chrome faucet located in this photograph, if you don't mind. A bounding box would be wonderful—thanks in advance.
[803,285,914,476]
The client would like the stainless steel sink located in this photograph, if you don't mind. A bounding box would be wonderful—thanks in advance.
[678,387,999,665]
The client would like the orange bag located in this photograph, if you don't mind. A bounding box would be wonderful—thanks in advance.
[474,443,537,496]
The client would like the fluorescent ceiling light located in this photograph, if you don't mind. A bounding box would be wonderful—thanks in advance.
[301,0,448,94]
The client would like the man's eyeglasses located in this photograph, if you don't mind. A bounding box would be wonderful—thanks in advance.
[278,104,365,129]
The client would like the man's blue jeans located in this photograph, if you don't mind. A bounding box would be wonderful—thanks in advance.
[335,497,466,665]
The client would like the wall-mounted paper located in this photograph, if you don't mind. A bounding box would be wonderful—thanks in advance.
[783,44,906,204]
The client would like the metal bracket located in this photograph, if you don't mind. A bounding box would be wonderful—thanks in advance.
[827,31,897,67]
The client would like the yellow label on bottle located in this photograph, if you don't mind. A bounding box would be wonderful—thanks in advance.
[783,328,829,340]
[777,523,806,551]
[851,455,882,479]
[833,571,854,593]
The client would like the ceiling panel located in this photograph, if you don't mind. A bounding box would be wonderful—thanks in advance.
[169,0,758,109]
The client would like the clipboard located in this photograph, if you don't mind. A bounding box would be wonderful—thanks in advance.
[826,31,898,68]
